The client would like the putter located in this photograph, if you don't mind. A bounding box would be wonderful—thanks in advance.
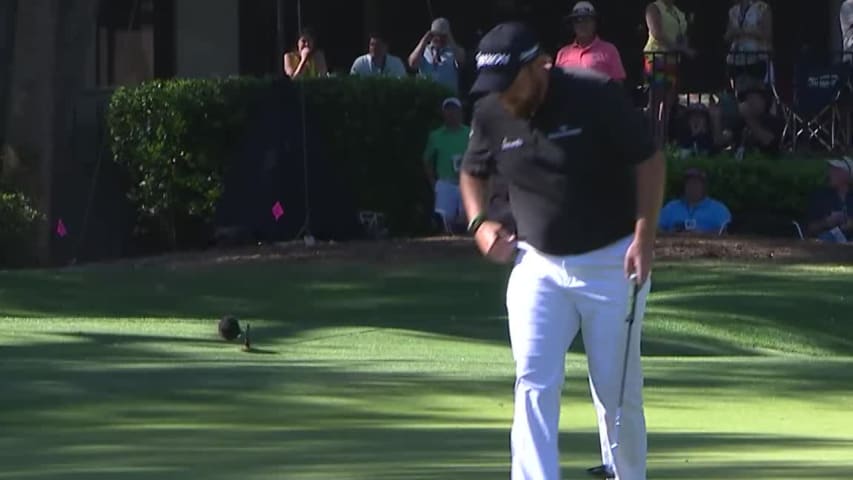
[588,275,642,479]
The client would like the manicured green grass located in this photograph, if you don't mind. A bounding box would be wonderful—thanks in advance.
[0,257,851,479]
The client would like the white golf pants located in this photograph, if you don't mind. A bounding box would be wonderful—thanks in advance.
[507,236,650,480]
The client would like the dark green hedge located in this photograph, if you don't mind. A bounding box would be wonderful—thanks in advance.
[108,76,450,245]
[0,187,42,267]
[665,153,825,222]
[108,77,268,246]
[108,76,827,249]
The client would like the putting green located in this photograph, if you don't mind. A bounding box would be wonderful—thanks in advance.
[0,259,851,479]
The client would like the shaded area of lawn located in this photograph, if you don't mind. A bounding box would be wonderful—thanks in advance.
[0,337,851,480]
[1,259,853,479]
[1,260,852,356]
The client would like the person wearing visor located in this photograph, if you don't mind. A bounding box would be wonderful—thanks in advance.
[460,22,666,480]
[555,1,627,82]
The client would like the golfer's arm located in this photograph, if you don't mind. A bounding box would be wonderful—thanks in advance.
[635,150,667,243]
[460,171,489,224]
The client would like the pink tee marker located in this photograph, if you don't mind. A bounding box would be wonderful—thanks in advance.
[272,201,285,221]
[56,219,68,238]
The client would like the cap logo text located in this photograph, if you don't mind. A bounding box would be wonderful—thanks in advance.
[476,52,511,68]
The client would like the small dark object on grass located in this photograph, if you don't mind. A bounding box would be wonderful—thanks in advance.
[218,315,242,341]
[242,324,253,352]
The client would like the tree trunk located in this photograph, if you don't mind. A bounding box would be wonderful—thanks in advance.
[3,0,98,266]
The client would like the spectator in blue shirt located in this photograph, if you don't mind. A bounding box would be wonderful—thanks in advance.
[408,18,466,94]
[659,168,732,234]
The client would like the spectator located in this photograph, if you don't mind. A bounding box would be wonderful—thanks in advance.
[350,33,408,78]
[659,168,732,235]
[806,158,853,243]
[644,0,696,147]
[725,0,773,91]
[725,81,784,158]
[423,97,470,232]
[408,18,467,94]
[841,0,853,56]
[675,104,719,158]
[284,29,328,79]
[555,1,626,82]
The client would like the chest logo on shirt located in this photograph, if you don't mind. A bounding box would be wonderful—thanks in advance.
[501,137,524,151]
[547,125,583,140]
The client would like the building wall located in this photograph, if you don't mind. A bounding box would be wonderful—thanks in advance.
[175,0,239,77]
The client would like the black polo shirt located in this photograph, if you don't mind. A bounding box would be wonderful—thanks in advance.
[462,67,656,256]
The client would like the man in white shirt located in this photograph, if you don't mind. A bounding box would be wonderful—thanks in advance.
[351,33,408,78]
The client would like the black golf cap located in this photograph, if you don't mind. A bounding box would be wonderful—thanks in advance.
[470,22,542,94]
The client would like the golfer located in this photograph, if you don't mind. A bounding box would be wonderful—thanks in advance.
[460,22,666,480]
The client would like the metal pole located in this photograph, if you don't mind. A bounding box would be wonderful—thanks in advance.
[0,0,19,150]
[276,0,286,77]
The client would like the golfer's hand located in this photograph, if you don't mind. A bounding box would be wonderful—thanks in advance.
[474,221,517,264]
[625,237,653,285]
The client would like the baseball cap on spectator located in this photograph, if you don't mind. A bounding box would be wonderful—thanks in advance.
[431,18,452,36]
[567,1,597,19]
[684,168,707,181]
[470,22,542,94]
[827,157,853,178]
[442,97,462,109]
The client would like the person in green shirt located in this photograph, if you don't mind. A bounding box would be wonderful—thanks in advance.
[423,97,470,232]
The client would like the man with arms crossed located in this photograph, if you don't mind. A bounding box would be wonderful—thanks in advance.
[460,22,666,480]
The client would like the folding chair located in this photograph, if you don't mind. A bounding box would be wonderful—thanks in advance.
[358,210,388,239]
[785,61,852,152]
[792,221,805,240]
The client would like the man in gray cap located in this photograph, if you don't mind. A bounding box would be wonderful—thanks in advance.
[408,17,467,93]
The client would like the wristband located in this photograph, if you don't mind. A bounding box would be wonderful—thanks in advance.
[467,213,487,234]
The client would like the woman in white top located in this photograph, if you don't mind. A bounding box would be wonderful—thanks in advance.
[725,0,773,90]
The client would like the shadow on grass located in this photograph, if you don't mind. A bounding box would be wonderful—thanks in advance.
[0,260,852,356]
[2,333,851,425]
[1,349,851,480]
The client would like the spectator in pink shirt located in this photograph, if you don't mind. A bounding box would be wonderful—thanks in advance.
[555,1,626,82]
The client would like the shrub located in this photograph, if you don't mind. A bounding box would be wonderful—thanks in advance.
[107,76,450,246]
[0,188,43,267]
[108,76,829,250]
[108,77,268,246]
[666,153,826,222]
